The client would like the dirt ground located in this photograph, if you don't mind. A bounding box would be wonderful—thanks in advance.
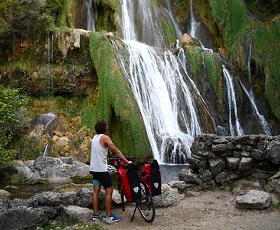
[97,190,280,230]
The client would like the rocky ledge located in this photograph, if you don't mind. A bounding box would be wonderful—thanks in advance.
[1,134,280,229]
[176,134,280,208]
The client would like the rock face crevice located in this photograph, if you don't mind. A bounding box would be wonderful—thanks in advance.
[179,134,280,194]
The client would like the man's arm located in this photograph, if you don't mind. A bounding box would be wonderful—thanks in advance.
[102,135,132,164]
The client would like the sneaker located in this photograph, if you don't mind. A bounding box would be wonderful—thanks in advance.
[102,213,121,223]
[91,213,102,223]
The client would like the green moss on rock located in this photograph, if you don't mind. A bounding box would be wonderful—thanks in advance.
[88,32,152,161]
[254,21,280,120]
[204,52,223,97]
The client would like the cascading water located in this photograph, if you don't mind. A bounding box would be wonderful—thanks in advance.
[189,0,199,39]
[164,0,182,39]
[112,0,273,163]
[247,38,253,86]
[115,0,204,163]
[45,33,54,97]
[242,37,271,135]
[188,0,213,52]
[86,0,95,31]
[240,82,271,135]
[222,65,244,136]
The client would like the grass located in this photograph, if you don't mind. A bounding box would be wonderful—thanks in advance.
[43,218,103,230]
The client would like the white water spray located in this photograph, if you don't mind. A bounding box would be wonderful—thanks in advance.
[240,82,271,135]
[222,65,244,136]
[116,0,203,163]
[189,0,213,52]
[86,0,95,31]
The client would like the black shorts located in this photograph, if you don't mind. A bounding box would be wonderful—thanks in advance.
[90,171,112,189]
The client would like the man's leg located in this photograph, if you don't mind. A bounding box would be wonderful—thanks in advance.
[93,183,101,214]
[105,186,113,217]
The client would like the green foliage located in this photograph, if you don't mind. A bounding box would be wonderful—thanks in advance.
[254,22,280,83]
[44,0,63,21]
[0,148,17,179]
[56,0,71,28]
[204,52,223,96]
[33,13,56,41]
[0,86,29,178]
[0,0,13,16]
[209,0,253,54]
[0,0,57,58]
[56,96,88,119]
[7,0,43,39]
[173,0,189,23]
[19,135,42,161]
[0,87,29,140]
[43,219,103,230]
[0,17,10,36]
[184,46,204,77]
[71,174,92,182]
[161,18,177,45]
[244,0,279,21]
[253,21,280,120]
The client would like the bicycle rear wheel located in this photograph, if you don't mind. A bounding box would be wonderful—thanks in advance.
[137,181,155,223]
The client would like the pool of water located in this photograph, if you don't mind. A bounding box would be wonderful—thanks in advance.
[0,164,188,199]
[0,180,92,199]
[159,164,189,183]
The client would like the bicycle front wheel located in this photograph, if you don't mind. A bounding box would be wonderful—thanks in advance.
[137,181,155,223]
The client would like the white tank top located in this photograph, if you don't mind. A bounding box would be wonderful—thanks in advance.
[89,134,108,172]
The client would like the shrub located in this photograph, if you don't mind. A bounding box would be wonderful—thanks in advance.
[0,86,29,179]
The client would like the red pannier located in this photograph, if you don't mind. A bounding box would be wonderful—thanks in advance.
[141,160,162,196]
[118,163,142,202]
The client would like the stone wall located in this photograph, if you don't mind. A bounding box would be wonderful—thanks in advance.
[179,134,280,194]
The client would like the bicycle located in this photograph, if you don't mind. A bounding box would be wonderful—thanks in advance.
[109,156,156,223]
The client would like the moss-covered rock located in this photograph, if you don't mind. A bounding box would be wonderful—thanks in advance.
[87,32,152,161]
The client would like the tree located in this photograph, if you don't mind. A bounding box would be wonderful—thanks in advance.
[0,86,29,175]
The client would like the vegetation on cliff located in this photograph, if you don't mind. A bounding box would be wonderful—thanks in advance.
[87,32,152,160]
[0,0,279,172]
[0,87,29,179]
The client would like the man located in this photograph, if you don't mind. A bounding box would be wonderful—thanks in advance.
[89,120,132,223]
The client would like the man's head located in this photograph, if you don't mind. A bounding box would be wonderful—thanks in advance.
[95,120,108,134]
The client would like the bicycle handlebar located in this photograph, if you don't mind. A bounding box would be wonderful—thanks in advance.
[108,156,136,161]
[108,156,137,169]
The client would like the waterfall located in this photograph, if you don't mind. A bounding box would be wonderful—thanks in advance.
[115,0,204,163]
[189,0,198,38]
[240,83,271,135]
[113,0,273,163]
[189,0,213,52]
[113,40,199,163]
[45,33,54,97]
[86,0,95,31]
[164,0,182,39]
[121,0,164,47]
[222,65,244,136]
[247,39,253,85]
[33,112,57,157]
[243,38,271,135]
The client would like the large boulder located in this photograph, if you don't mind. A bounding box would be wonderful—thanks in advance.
[0,206,48,230]
[15,157,89,182]
[236,190,272,209]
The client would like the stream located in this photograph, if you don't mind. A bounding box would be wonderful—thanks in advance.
[0,164,188,199]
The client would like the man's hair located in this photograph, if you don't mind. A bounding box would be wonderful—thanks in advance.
[95,120,107,134]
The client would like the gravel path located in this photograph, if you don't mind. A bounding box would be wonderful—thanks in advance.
[97,190,280,230]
